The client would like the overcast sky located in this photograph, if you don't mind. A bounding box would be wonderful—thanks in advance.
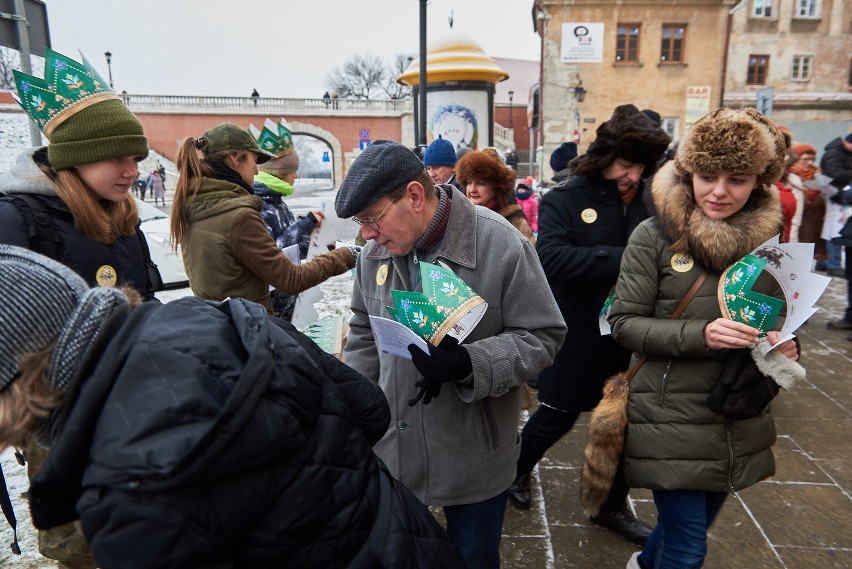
[44,0,540,99]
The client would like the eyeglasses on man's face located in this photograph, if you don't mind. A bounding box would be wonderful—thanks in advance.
[352,197,400,231]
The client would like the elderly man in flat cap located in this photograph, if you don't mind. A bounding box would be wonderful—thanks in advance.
[335,140,566,569]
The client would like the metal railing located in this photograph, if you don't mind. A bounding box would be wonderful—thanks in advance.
[120,94,412,115]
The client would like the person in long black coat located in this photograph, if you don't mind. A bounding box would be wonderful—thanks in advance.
[508,105,670,546]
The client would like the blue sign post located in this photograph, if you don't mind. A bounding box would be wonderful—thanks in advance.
[359,139,371,151]
[322,151,330,163]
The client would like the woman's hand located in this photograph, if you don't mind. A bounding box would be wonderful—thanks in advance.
[704,318,760,350]
[766,331,799,361]
[311,210,325,228]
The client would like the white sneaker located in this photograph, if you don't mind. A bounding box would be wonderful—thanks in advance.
[626,551,642,569]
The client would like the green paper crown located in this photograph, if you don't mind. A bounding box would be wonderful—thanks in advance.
[249,118,294,157]
[386,261,486,346]
[13,49,118,137]
[718,254,784,333]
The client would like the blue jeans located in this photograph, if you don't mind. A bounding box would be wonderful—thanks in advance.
[443,491,508,569]
[639,490,727,569]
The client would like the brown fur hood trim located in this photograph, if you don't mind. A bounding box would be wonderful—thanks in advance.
[455,150,516,196]
[650,161,783,273]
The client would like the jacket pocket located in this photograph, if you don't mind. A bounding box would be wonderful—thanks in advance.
[477,398,500,451]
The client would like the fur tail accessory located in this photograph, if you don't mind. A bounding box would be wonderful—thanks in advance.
[580,370,632,516]
[580,269,708,516]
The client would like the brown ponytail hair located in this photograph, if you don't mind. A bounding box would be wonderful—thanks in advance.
[170,137,251,249]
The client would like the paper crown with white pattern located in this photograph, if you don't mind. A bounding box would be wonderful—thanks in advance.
[249,118,294,157]
[718,235,831,352]
[386,261,487,346]
[13,49,117,137]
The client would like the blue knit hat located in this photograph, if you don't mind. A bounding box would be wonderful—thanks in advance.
[423,137,457,167]
[549,142,578,173]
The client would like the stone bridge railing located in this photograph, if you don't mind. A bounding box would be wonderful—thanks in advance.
[121,94,412,116]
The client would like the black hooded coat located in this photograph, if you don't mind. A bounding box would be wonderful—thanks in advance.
[28,297,462,569]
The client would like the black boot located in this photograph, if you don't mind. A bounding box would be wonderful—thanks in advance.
[507,473,531,510]
[591,507,653,546]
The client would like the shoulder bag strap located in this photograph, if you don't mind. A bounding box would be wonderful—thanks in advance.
[624,269,709,383]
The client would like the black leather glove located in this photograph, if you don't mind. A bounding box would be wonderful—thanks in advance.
[407,336,472,406]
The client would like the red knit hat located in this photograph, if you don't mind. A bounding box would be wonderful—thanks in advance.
[791,142,816,157]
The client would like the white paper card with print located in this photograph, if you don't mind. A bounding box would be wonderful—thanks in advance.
[743,236,831,353]
[368,315,430,360]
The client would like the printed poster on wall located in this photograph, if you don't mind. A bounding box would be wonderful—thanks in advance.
[561,23,604,63]
[426,90,489,151]
[685,86,712,130]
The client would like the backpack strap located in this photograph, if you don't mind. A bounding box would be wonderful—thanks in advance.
[2,194,63,259]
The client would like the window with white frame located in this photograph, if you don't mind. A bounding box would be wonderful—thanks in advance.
[797,0,819,18]
[753,0,773,17]
[791,55,813,80]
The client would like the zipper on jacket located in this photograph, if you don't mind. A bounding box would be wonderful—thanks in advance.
[725,418,736,491]
[656,360,674,406]
[413,249,419,264]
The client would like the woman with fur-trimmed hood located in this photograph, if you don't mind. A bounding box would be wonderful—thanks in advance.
[456,150,536,245]
[507,105,669,546]
[607,108,804,569]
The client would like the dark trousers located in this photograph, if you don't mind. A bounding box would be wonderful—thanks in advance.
[845,246,852,322]
[517,403,629,512]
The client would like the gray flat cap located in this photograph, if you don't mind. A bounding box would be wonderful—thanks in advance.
[335,140,425,218]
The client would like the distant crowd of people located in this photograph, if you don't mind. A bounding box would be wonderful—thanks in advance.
[1,46,851,569]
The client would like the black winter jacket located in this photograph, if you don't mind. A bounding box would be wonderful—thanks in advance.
[820,137,852,189]
[535,174,651,411]
[29,297,462,569]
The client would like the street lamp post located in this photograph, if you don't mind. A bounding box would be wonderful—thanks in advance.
[104,51,114,90]
[508,90,514,128]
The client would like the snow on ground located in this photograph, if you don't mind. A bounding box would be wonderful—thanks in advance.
[0,111,359,567]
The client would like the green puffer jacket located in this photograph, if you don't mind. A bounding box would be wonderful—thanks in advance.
[608,162,784,493]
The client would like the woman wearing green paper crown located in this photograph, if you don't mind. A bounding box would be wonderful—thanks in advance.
[0,48,156,569]
[605,108,804,569]
[170,122,355,314]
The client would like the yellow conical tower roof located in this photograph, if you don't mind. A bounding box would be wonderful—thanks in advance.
[397,31,509,86]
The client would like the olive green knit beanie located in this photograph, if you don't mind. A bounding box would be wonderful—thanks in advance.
[47,98,149,171]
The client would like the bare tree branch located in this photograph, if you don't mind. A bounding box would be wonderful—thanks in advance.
[381,53,414,100]
[0,47,20,90]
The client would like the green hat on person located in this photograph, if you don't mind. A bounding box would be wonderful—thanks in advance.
[199,122,277,164]
[13,49,149,171]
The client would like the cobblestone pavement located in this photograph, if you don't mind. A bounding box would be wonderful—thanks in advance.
[2,275,850,569]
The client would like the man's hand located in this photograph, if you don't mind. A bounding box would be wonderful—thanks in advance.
[407,336,472,406]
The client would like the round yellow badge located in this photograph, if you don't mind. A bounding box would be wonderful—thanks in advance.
[581,208,598,224]
[670,253,694,273]
[376,264,389,286]
[96,265,118,287]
